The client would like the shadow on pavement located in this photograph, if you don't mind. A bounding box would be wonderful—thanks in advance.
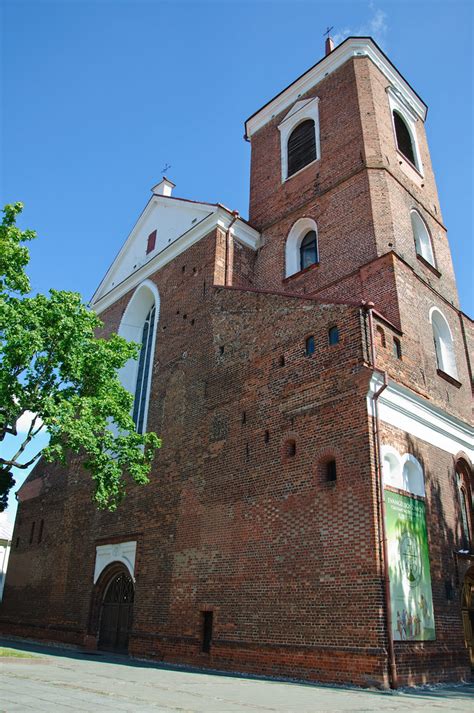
[1,636,473,700]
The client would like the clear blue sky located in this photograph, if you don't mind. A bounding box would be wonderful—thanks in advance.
[0,1,473,528]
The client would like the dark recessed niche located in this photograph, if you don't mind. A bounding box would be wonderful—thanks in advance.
[219,346,225,355]
[182,265,186,273]
[279,355,285,367]
[241,412,247,425]
[191,319,195,326]
[264,430,270,444]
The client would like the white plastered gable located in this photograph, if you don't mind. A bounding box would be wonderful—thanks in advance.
[92,197,214,305]
[278,97,320,182]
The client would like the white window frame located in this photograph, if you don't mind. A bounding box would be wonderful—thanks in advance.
[118,279,160,434]
[278,97,321,183]
[387,87,423,176]
[411,209,436,266]
[429,306,458,380]
[285,217,319,277]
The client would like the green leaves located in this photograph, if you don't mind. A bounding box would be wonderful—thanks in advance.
[0,203,161,511]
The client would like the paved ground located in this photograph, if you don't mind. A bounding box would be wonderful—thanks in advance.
[0,639,473,712]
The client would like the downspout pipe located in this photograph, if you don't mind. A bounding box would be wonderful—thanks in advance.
[363,301,398,690]
[224,211,239,287]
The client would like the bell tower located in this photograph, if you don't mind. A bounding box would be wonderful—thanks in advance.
[245,37,459,313]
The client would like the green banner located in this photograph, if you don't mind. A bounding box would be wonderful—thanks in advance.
[384,490,435,641]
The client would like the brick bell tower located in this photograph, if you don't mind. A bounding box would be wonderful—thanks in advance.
[245,36,473,682]
[245,36,459,318]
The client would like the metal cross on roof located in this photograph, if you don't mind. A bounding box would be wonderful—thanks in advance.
[161,163,171,174]
[323,26,334,37]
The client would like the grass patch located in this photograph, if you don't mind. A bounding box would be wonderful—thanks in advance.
[0,647,39,658]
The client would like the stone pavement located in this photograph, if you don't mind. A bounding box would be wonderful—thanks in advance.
[0,639,473,712]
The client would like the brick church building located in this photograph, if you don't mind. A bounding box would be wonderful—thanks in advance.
[1,36,473,688]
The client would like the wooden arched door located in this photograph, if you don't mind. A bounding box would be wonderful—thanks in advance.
[98,571,134,653]
[461,567,474,667]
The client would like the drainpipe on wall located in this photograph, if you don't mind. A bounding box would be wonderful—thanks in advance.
[224,211,239,286]
[363,301,398,690]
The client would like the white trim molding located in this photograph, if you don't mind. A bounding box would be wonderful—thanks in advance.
[245,37,427,139]
[367,373,473,462]
[94,540,137,583]
[278,97,320,182]
[387,87,424,176]
[91,203,260,315]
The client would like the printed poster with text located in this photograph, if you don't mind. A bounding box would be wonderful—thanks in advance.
[385,489,436,641]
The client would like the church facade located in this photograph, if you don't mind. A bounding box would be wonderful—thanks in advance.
[1,37,473,688]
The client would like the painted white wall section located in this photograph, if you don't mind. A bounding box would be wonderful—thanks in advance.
[367,374,474,462]
[94,540,137,583]
[92,202,260,315]
[381,446,425,497]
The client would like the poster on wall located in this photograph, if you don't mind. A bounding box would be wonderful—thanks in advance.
[384,489,436,641]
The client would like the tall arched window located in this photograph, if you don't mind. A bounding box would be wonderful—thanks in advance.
[118,281,159,434]
[132,305,156,433]
[456,460,473,550]
[300,230,318,270]
[287,120,316,177]
[411,210,435,266]
[430,308,457,379]
[393,111,416,166]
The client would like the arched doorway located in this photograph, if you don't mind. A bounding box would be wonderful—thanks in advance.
[98,570,135,653]
[461,567,474,667]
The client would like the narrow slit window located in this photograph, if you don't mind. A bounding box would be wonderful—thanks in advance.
[328,326,340,345]
[202,611,213,653]
[29,521,36,545]
[305,335,315,356]
[326,459,337,482]
[38,519,44,544]
[393,337,402,360]
[132,305,156,433]
[146,230,157,254]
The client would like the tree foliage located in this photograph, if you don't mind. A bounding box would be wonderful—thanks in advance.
[0,203,161,511]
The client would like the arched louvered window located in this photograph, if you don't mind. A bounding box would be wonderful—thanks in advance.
[393,111,416,166]
[299,230,318,270]
[411,210,435,266]
[287,120,316,177]
[456,461,473,550]
[132,305,156,433]
[430,308,457,379]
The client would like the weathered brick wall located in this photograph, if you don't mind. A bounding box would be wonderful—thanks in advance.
[379,421,473,685]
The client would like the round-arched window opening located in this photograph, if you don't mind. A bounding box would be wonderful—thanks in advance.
[411,210,435,266]
[300,230,318,271]
[393,111,416,166]
[430,308,457,379]
[287,119,316,177]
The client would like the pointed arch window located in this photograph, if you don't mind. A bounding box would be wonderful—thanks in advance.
[430,308,458,379]
[456,461,473,551]
[300,230,318,270]
[287,120,316,177]
[411,210,435,266]
[132,305,156,433]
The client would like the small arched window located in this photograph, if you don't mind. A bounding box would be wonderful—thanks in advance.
[287,120,316,177]
[430,308,457,379]
[411,210,435,266]
[300,230,318,270]
[393,111,416,166]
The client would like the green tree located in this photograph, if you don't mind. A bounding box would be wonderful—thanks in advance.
[0,203,161,512]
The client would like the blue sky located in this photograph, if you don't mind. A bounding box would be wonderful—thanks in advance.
[1,0,473,529]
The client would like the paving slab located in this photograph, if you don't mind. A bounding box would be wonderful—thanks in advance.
[0,639,473,712]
